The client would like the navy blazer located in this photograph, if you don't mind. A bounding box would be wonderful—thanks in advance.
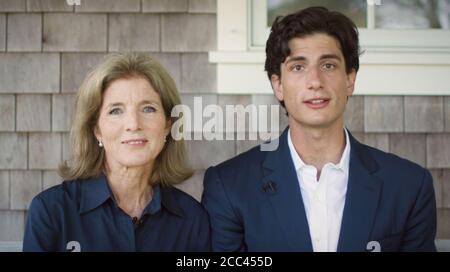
[202,128,437,252]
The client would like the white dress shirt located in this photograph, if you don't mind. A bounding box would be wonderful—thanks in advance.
[287,128,351,252]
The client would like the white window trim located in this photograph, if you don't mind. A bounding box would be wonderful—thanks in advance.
[210,0,450,95]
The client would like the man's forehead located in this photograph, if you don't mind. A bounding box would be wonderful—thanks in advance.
[287,34,343,52]
[285,35,343,60]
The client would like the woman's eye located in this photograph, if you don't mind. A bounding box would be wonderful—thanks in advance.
[109,108,122,115]
[143,106,156,113]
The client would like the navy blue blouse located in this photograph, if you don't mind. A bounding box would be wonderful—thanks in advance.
[23,174,210,252]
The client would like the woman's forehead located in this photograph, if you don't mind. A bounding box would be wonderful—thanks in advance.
[103,77,161,104]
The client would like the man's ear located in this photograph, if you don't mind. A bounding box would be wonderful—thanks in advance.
[271,74,284,102]
[346,69,357,96]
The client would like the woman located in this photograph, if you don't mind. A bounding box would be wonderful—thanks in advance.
[23,53,210,252]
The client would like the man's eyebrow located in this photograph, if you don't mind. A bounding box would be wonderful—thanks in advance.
[285,56,307,64]
[285,54,343,64]
[320,54,342,62]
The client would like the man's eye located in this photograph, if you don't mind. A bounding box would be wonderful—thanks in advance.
[292,64,303,71]
[143,106,156,113]
[109,108,122,115]
[323,63,336,70]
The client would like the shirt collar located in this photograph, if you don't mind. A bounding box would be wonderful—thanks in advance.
[159,186,186,218]
[79,174,111,214]
[79,174,185,218]
[141,184,186,218]
[340,128,351,175]
[143,184,161,215]
[287,127,351,175]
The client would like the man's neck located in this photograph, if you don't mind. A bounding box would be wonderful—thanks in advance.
[289,119,346,176]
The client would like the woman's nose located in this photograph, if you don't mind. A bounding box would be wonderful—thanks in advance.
[125,111,141,131]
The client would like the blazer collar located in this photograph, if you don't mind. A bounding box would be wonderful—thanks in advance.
[337,132,383,251]
[262,127,313,251]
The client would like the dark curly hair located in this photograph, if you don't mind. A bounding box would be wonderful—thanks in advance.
[265,7,361,106]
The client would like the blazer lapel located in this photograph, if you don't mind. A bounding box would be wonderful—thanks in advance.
[337,133,383,252]
[262,128,313,251]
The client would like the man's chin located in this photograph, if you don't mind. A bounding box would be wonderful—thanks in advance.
[292,118,340,130]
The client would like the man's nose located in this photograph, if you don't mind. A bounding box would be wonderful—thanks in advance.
[306,66,323,90]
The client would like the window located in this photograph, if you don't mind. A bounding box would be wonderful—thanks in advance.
[211,0,450,95]
[375,0,450,29]
[267,0,450,29]
[268,0,367,28]
[252,0,450,48]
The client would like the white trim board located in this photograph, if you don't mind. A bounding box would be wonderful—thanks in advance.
[210,51,450,95]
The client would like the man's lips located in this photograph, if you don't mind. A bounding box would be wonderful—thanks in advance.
[303,98,330,109]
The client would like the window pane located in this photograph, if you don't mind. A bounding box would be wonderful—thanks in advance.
[267,0,367,28]
[376,0,450,29]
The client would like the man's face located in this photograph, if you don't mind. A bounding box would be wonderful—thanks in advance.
[271,33,356,129]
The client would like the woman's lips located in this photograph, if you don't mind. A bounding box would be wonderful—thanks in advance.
[304,99,330,109]
[121,139,148,147]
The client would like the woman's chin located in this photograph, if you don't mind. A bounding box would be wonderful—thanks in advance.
[117,159,153,169]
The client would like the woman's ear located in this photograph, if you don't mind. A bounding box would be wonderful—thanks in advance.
[94,126,101,143]
[165,118,172,137]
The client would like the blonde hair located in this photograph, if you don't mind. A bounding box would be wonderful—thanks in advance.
[59,52,193,186]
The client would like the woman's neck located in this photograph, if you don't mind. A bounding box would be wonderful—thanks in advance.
[106,164,153,219]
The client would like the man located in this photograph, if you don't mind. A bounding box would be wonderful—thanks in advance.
[202,7,436,252]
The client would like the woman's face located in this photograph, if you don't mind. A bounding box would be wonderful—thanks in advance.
[95,76,170,170]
